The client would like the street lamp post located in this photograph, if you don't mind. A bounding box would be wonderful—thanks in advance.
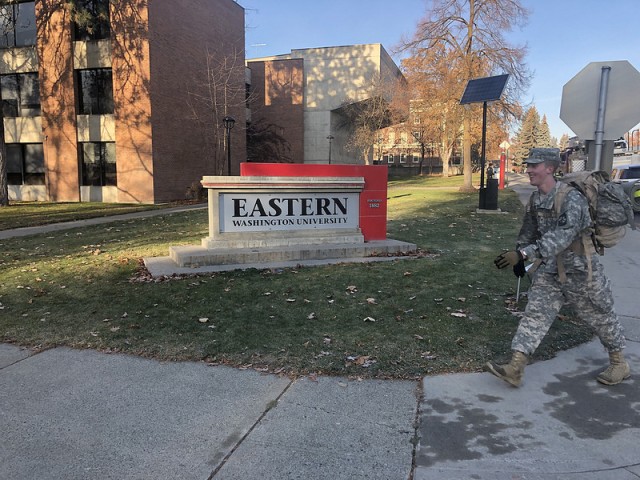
[223,116,235,175]
[327,135,334,164]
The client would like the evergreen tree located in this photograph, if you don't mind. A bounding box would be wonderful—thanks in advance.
[512,106,540,166]
[559,133,570,150]
[537,114,551,147]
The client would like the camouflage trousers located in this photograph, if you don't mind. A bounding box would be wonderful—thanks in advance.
[512,260,626,355]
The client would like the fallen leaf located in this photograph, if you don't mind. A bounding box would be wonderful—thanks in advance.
[363,316,376,322]
[307,312,317,320]
[198,317,209,323]
[323,337,332,345]
[286,298,296,302]
[434,298,443,302]
[403,271,412,276]
[414,334,424,340]
[450,312,467,318]
[346,285,358,293]
[366,297,377,305]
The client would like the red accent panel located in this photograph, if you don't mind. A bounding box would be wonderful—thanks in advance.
[499,153,506,190]
[240,163,388,240]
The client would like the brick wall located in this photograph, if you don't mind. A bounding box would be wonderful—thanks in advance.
[147,0,246,202]
[37,1,79,202]
[248,58,304,163]
[111,0,155,203]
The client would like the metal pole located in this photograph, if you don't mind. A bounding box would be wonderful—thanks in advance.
[594,66,611,171]
[478,101,488,209]
[226,127,231,175]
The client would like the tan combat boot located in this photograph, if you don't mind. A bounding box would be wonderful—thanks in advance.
[596,351,630,385]
[484,351,528,387]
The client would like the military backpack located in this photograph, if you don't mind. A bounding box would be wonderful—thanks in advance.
[555,170,636,255]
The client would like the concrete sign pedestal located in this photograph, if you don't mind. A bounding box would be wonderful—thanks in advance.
[147,175,417,275]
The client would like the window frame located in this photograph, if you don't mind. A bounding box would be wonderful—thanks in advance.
[1,72,41,117]
[79,141,117,187]
[77,68,114,115]
[0,1,37,49]
[72,0,111,41]
[6,142,45,185]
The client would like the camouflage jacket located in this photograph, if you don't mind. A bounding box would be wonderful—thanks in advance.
[517,181,593,274]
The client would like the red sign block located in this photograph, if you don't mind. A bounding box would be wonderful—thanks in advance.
[240,163,388,241]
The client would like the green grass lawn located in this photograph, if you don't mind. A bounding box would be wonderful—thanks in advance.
[0,179,592,379]
[0,201,174,230]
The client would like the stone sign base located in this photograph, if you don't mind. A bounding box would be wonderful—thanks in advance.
[144,239,417,277]
[143,174,417,276]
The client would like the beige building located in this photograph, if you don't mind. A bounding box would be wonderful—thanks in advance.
[3,0,246,204]
[247,44,403,164]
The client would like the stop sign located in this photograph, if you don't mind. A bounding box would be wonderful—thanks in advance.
[560,60,640,139]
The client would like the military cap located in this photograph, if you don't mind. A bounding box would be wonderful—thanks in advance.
[525,147,561,165]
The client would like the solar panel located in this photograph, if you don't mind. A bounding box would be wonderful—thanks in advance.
[460,74,509,104]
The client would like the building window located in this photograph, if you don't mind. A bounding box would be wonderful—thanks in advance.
[399,153,407,164]
[77,68,114,115]
[80,142,116,186]
[73,0,110,41]
[412,153,419,163]
[6,143,45,185]
[1,72,40,117]
[0,1,36,48]
[387,154,394,164]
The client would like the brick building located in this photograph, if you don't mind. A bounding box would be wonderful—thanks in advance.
[247,44,402,165]
[3,0,246,204]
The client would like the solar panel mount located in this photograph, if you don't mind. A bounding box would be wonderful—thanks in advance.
[460,74,509,104]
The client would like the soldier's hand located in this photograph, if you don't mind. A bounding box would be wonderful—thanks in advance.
[513,259,526,278]
[494,250,523,269]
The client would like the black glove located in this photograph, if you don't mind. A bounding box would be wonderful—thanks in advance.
[513,259,526,278]
[494,250,523,269]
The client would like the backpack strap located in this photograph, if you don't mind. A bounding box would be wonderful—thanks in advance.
[553,183,594,282]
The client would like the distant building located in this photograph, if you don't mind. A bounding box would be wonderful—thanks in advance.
[246,44,403,164]
[3,0,246,203]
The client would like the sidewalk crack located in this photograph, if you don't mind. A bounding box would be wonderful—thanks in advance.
[207,378,294,479]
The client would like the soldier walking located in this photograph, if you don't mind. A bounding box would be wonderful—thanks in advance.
[487,148,630,387]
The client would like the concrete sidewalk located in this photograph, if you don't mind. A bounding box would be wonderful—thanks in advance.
[1,177,639,479]
[412,174,640,480]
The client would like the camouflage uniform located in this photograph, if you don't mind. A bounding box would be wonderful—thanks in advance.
[512,181,626,355]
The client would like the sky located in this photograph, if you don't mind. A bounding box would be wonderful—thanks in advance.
[240,0,640,142]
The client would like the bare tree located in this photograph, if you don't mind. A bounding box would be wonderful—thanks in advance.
[186,45,246,175]
[400,0,530,190]
[336,76,404,164]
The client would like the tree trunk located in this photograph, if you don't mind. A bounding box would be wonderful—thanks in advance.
[0,121,8,207]
[460,115,474,192]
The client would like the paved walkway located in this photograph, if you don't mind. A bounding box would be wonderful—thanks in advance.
[1,176,639,479]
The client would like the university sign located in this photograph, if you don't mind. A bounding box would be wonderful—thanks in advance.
[161,170,418,270]
[219,192,360,232]
[199,176,366,250]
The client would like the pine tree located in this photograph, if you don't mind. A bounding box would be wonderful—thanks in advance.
[559,133,569,150]
[512,106,540,166]
[536,115,551,147]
